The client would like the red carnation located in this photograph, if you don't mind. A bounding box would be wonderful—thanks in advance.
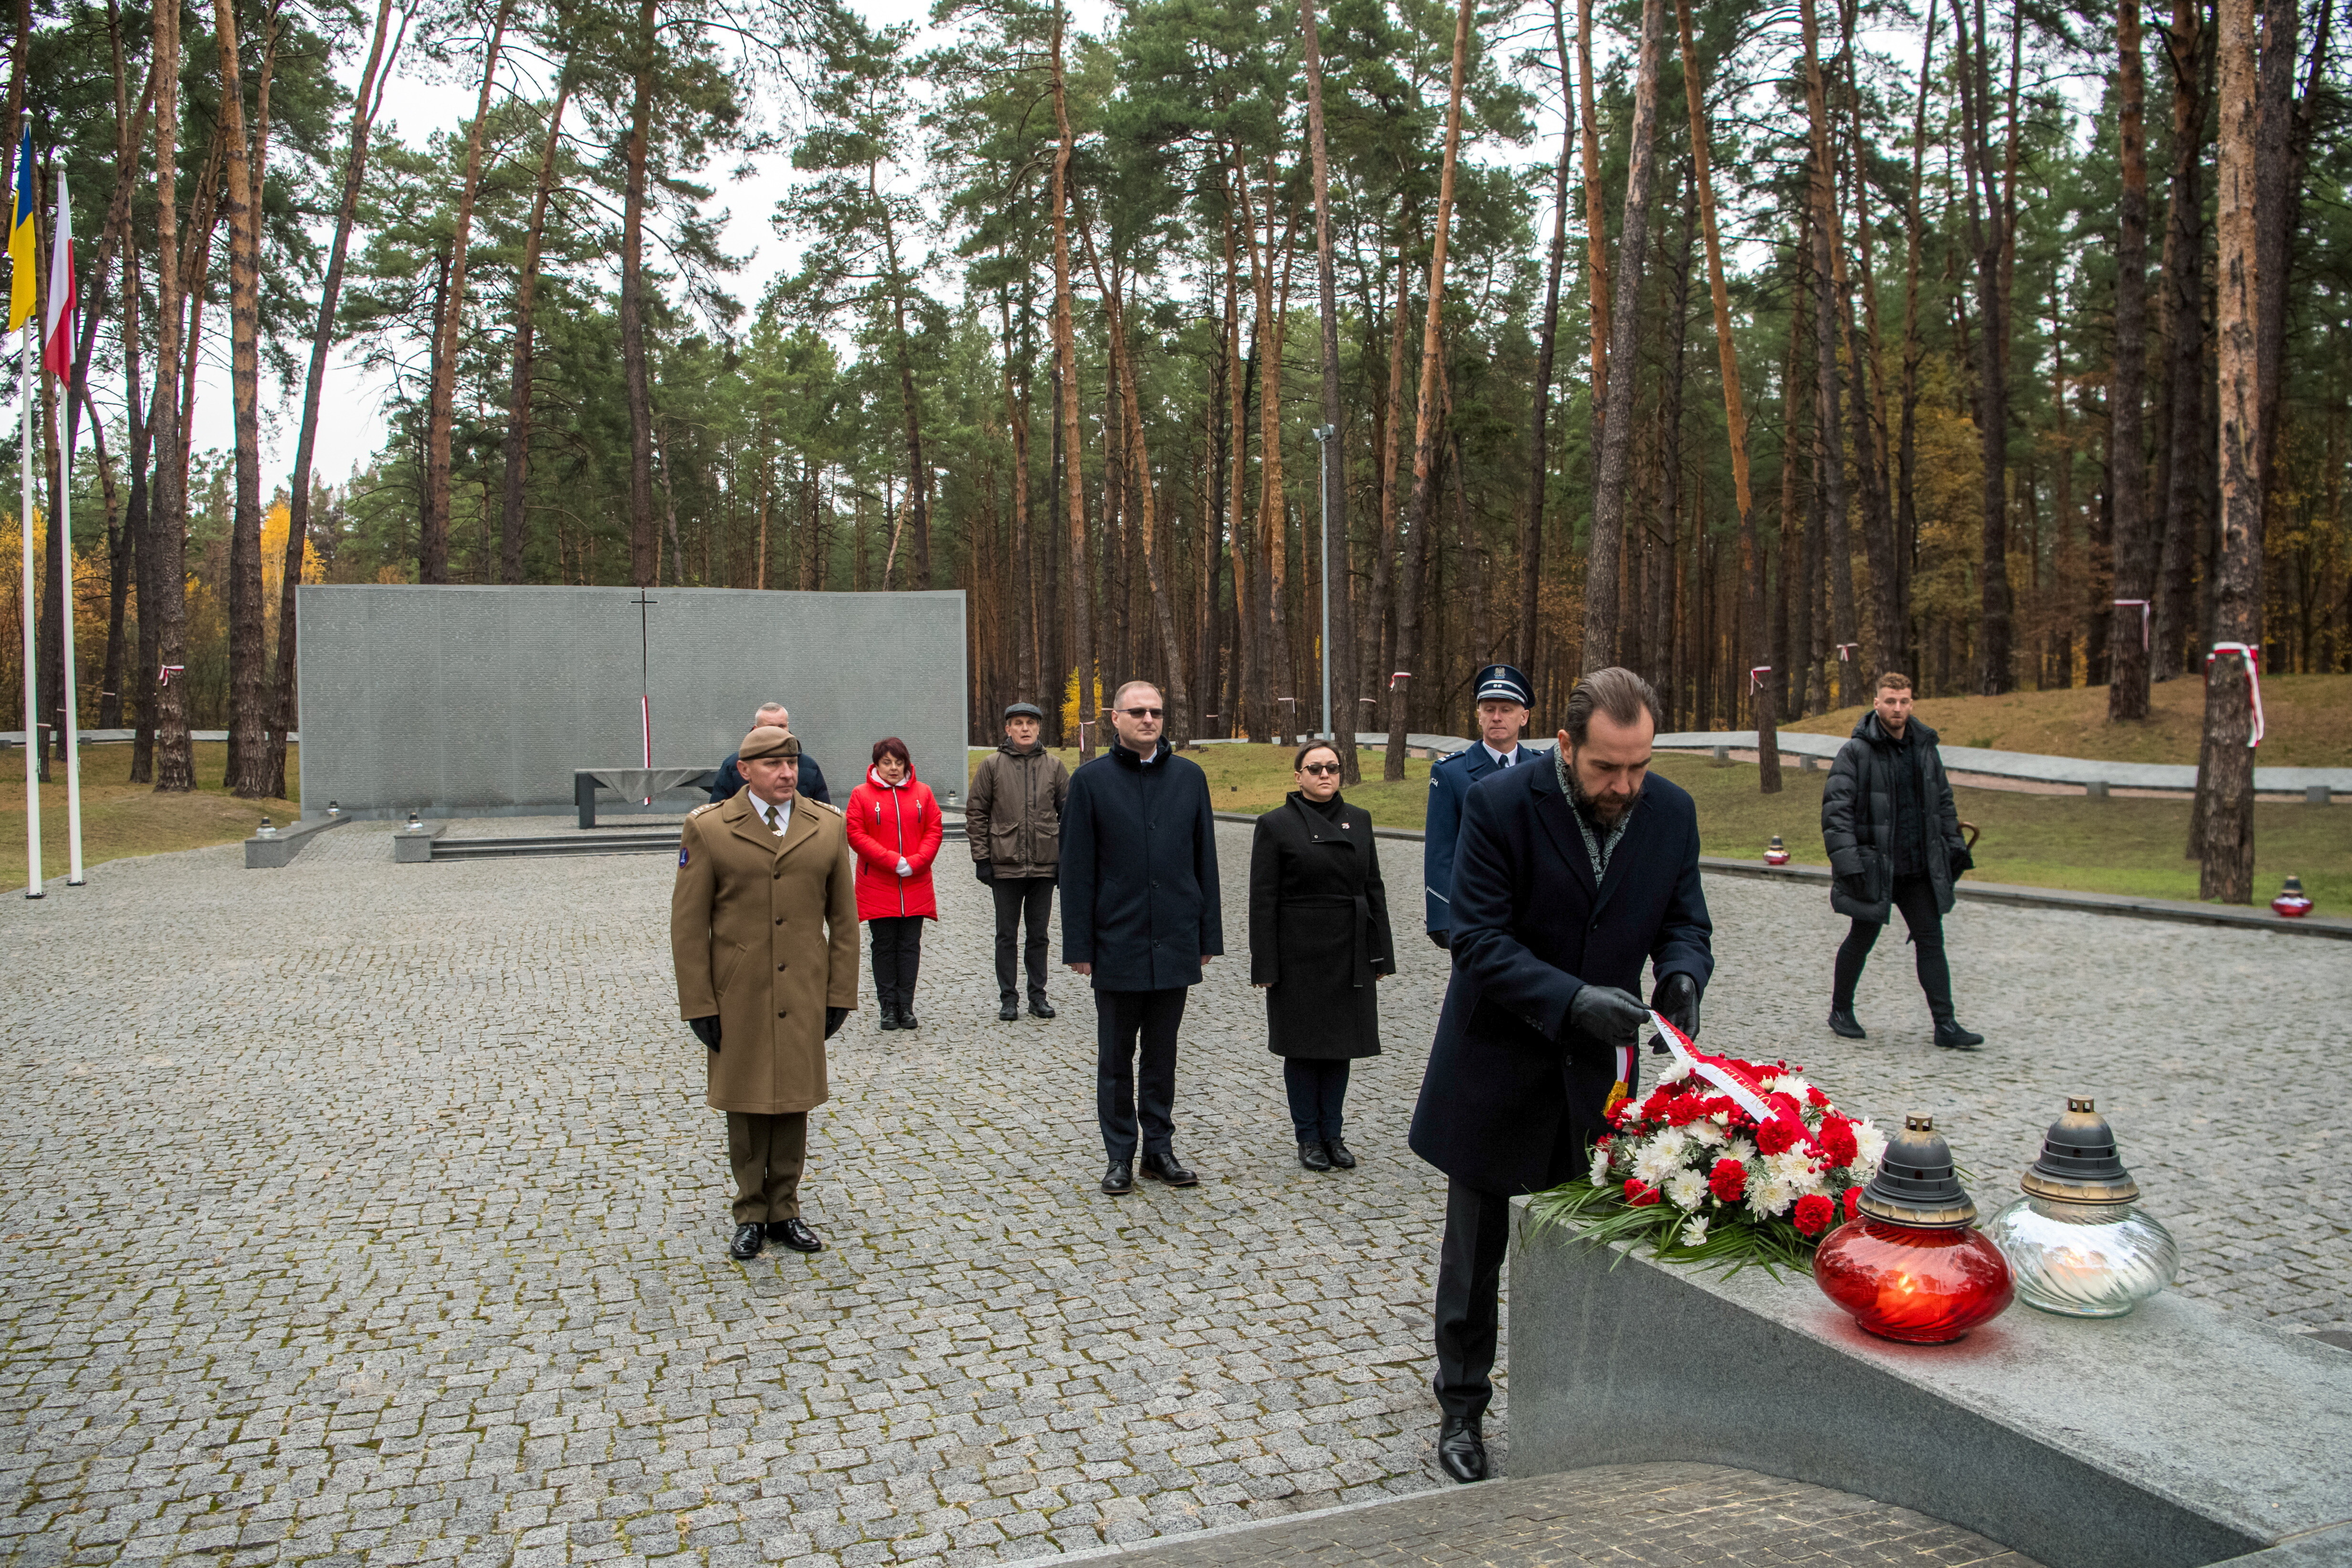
[1842,1185,1863,1221]
[1755,1116,1804,1157]
[1815,1115,1859,1168]
[1793,1194,1836,1236]
[1624,1179,1663,1207]
[1707,1158,1747,1204]
[1806,1086,1830,1109]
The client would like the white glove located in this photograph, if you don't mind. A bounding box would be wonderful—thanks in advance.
[895,856,912,878]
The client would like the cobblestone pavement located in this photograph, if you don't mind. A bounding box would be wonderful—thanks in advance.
[1053,1462,2041,1566]
[0,813,2343,1568]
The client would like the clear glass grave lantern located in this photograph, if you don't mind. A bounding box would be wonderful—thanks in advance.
[257,817,278,838]
[406,810,426,833]
[1815,1115,2014,1344]
[1984,1098,2177,1319]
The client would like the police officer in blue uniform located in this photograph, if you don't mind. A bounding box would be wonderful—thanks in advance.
[1422,664,1541,948]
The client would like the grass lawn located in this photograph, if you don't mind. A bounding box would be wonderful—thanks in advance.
[974,743,2348,912]
[0,742,300,891]
[1779,673,2352,768]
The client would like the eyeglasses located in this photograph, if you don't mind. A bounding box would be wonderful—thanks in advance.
[1300,763,1341,776]
[1118,706,1164,718]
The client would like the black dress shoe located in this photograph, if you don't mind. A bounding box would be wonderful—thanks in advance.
[1140,1150,1198,1187]
[1028,997,1057,1020]
[1324,1139,1357,1170]
[767,1217,824,1252]
[1935,1020,1985,1050]
[1298,1140,1334,1172]
[1827,1007,1868,1040]
[728,1222,765,1261]
[1100,1160,1134,1195]
[999,999,1020,1021]
[878,1007,900,1031]
[898,1004,920,1031]
[1437,1417,1488,1484]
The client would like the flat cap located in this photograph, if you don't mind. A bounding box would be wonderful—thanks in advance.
[1003,701,1046,721]
[738,725,801,761]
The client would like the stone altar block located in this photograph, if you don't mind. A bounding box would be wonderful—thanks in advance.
[1507,1201,2352,1568]
[294,585,967,820]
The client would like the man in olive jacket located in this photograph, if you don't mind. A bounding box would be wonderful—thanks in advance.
[672,726,860,1262]
[1820,672,1983,1051]
[967,701,1071,1021]
[1062,682,1223,1196]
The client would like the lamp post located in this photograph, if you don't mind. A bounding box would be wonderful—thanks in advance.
[1313,423,1336,742]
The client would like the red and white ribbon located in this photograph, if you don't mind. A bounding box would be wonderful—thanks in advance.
[158,663,186,687]
[1749,665,1772,695]
[1647,1010,1773,1123]
[1834,642,1859,662]
[2112,598,2150,651]
[2205,642,2265,749]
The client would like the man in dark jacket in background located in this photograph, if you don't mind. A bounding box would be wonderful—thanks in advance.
[1821,672,1983,1051]
[1408,667,1712,1485]
[968,701,1071,1021]
[711,703,831,806]
[1062,681,1223,1197]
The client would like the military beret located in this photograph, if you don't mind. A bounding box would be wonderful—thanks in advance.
[738,725,801,761]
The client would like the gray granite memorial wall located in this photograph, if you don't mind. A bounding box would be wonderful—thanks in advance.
[295,584,968,819]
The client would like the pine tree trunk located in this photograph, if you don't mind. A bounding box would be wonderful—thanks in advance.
[1953,0,2016,694]
[1301,0,1359,778]
[1575,0,1610,432]
[1393,0,1476,764]
[1050,1,1095,761]
[2152,0,2207,678]
[1797,0,1857,704]
[1370,246,1408,777]
[148,0,194,792]
[619,0,660,589]
[1897,9,1936,678]
[499,77,566,586]
[2194,0,2259,902]
[1520,0,1575,676]
[1580,0,1667,674]
[2108,0,2154,718]
[1677,0,1778,788]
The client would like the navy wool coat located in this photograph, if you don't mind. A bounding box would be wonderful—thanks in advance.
[1060,740,1225,991]
[1408,760,1714,1195]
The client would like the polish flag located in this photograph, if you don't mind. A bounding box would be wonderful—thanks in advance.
[40,166,74,378]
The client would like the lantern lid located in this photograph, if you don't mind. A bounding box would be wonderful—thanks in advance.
[2282,874,2304,894]
[1768,834,1785,848]
[1858,1115,1978,1228]
[2020,1097,2142,1204]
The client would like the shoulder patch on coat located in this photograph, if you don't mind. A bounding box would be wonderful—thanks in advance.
[803,798,841,817]
[678,844,690,867]
[688,801,720,818]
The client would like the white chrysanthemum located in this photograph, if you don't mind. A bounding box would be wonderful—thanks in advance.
[1665,1169,1706,1210]
[1749,1177,1797,1218]
[1591,1162,1613,1187]
[1853,1119,1889,1172]
[1766,1148,1819,1185]
[1725,1137,1758,1165]
[1632,1140,1683,1189]
[1656,1059,1693,1086]
[1681,1215,1710,1245]
[1689,1119,1728,1148]
[1766,1073,1816,1106]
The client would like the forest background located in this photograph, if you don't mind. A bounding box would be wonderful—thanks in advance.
[1,0,2342,900]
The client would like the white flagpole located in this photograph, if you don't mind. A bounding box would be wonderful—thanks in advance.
[18,321,40,898]
[51,168,81,884]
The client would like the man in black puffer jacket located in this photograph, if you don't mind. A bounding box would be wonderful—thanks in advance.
[1820,672,1984,1051]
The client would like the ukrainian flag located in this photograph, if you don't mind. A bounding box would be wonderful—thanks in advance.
[7,127,35,333]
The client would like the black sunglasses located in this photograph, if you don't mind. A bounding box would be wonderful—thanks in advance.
[1300,762,1341,776]
[1118,706,1165,718]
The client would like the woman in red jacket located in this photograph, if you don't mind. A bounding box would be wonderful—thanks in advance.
[845,737,945,1031]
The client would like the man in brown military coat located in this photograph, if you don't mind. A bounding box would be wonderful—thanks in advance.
[671,726,860,1261]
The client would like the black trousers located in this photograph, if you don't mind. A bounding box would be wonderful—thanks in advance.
[1095,987,1186,1162]
[991,877,1056,1002]
[1282,1058,1351,1144]
[1433,1179,1512,1422]
[1832,873,1954,1023]
[868,916,925,1010]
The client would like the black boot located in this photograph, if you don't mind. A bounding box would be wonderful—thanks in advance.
[878,1002,900,1031]
[999,996,1020,1022]
[897,991,919,1031]
[1934,1019,1984,1050]
[1298,1140,1333,1172]
[1827,1007,1867,1040]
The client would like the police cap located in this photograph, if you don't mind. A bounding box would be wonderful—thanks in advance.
[1474,663,1533,709]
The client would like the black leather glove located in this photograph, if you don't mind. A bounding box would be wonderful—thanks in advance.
[975,860,996,884]
[688,1015,720,1051]
[1567,983,1649,1048]
[1428,929,1450,951]
[825,1006,849,1039]
[1652,972,1699,1052]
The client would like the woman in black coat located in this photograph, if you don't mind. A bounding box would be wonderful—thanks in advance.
[1250,741,1396,1170]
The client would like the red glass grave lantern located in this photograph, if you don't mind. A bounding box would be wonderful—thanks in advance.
[2271,874,2313,918]
[1814,1115,2013,1344]
[1765,834,1791,866]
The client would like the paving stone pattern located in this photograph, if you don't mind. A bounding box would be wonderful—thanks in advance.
[1056,1462,2042,1566]
[0,813,2343,1568]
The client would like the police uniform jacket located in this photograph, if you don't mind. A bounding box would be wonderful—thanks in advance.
[1421,743,1545,936]
[671,790,859,1115]
[1408,761,1713,1195]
